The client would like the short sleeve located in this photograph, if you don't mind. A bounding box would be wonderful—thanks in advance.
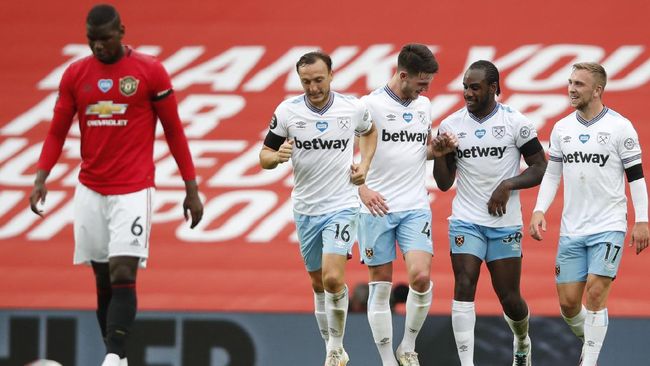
[513,112,538,148]
[616,120,642,168]
[354,99,373,135]
[269,104,289,138]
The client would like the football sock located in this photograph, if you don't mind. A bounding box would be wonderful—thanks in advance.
[562,304,587,343]
[314,291,329,347]
[504,310,531,353]
[452,300,476,366]
[583,308,608,366]
[367,282,397,365]
[400,281,432,353]
[106,281,137,358]
[325,286,349,351]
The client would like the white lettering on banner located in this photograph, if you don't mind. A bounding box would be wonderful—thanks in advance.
[172,46,265,91]
[0,191,67,239]
[0,138,29,164]
[177,190,278,241]
[0,140,78,186]
[160,46,206,75]
[243,46,319,92]
[208,142,292,187]
[150,191,187,223]
[605,47,650,91]
[429,94,462,122]
[1,93,58,136]
[448,45,542,90]
[503,94,570,130]
[27,199,74,240]
[247,198,296,243]
[0,190,25,218]
[173,95,246,138]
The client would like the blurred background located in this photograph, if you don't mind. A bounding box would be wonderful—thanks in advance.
[0,0,649,365]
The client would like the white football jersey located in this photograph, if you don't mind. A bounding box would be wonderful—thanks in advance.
[270,92,373,215]
[547,107,642,235]
[438,103,538,227]
[360,86,431,213]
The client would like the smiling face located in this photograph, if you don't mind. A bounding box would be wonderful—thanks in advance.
[463,68,496,116]
[568,69,602,112]
[297,58,333,108]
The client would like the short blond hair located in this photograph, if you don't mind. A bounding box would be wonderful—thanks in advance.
[573,62,607,89]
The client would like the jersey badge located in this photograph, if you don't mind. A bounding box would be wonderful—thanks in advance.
[579,134,590,144]
[97,79,113,93]
[403,112,413,123]
[492,126,505,139]
[454,235,465,247]
[418,111,427,125]
[119,76,139,97]
[365,248,374,259]
[520,126,531,139]
[337,117,351,130]
[475,129,486,139]
[386,114,397,121]
[316,121,328,132]
[85,101,128,118]
[562,136,572,144]
[624,138,636,150]
[597,132,610,145]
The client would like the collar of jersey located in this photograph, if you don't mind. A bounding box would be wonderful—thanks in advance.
[576,106,608,127]
[383,85,412,107]
[304,93,335,115]
[469,103,499,124]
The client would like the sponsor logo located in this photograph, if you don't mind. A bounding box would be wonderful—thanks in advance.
[386,114,397,121]
[119,76,139,97]
[457,145,507,159]
[381,129,427,145]
[455,235,464,247]
[562,152,609,167]
[475,129,486,138]
[457,132,467,139]
[269,114,277,129]
[597,132,610,145]
[562,136,572,143]
[85,101,127,118]
[520,126,531,139]
[295,121,307,129]
[294,137,349,151]
[492,126,505,139]
[337,117,351,130]
[130,239,140,247]
[403,112,413,122]
[98,79,113,93]
[365,248,374,259]
[624,137,636,150]
[315,121,328,132]
[579,134,590,143]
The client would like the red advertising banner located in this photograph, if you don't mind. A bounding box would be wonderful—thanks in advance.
[0,0,649,315]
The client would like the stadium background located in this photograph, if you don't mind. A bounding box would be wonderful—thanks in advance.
[0,0,648,365]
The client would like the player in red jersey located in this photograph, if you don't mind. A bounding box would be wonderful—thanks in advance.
[28,5,203,366]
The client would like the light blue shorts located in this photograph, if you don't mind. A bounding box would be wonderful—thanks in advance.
[294,207,359,272]
[555,231,626,283]
[358,209,433,266]
[449,219,523,262]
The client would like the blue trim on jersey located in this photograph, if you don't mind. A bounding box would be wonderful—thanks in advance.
[383,85,412,107]
[304,93,335,115]
[622,153,642,165]
[469,103,499,123]
[576,107,608,127]
[549,155,563,162]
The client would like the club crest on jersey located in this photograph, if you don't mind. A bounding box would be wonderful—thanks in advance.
[316,121,328,132]
[418,111,427,125]
[492,126,505,139]
[97,79,113,93]
[403,112,413,123]
[475,129,486,138]
[579,134,590,144]
[365,248,374,259]
[455,235,464,247]
[338,117,351,130]
[597,132,610,145]
[119,76,139,97]
[520,126,531,139]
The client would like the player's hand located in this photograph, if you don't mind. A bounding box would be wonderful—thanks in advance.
[529,210,546,241]
[487,181,511,216]
[29,182,47,217]
[350,163,369,186]
[429,132,459,158]
[359,185,389,217]
[630,222,649,255]
[276,139,293,164]
[183,181,204,229]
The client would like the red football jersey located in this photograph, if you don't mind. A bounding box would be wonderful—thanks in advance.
[38,47,195,194]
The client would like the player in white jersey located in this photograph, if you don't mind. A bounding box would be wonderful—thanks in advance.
[259,51,377,366]
[357,44,457,366]
[434,60,547,366]
[530,62,648,366]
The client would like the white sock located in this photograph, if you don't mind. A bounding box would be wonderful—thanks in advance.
[400,281,432,353]
[562,304,587,343]
[325,286,349,351]
[583,308,608,366]
[119,357,128,366]
[314,291,329,348]
[452,300,475,366]
[368,282,398,366]
[101,353,121,366]
[504,311,530,353]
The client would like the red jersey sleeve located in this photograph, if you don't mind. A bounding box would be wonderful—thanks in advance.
[37,66,77,172]
[150,61,196,181]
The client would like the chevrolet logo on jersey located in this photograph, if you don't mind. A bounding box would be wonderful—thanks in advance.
[86,101,128,118]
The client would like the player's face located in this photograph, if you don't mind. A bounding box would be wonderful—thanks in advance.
[399,71,434,100]
[87,22,125,64]
[298,59,333,108]
[463,69,495,115]
[568,69,601,111]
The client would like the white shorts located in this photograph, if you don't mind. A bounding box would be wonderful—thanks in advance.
[73,183,154,268]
